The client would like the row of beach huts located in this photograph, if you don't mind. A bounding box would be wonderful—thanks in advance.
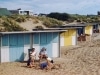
[0,23,100,63]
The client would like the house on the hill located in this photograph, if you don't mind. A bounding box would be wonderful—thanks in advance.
[9,9,33,16]
[0,30,66,63]
[0,8,12,16]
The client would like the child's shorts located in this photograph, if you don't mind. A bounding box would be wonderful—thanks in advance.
[40,62,47,69]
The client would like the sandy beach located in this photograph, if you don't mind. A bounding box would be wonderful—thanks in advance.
[1,33,100,75]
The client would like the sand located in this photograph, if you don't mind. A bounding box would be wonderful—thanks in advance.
[1,33,100,75]
[19,19,47,31]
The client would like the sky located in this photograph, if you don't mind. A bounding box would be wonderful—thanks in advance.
[0,0,100,15]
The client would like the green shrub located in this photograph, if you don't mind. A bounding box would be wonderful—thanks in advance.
[38,16,63,27]
[43,20,52,27]
[16,16,26,23]
[2,18,26,31]
[35,26,44,30]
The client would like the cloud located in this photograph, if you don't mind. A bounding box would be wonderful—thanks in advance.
[0,0,100,14]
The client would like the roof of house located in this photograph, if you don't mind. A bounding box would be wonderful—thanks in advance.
[0,8,12,16]
[62,23,99,27]
[35,27,82,30]
[0,30,67,35]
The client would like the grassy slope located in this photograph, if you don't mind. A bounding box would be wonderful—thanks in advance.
[0,15,64,31]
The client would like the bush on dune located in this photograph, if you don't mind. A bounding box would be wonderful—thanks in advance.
[2,18,26,31]
[37,16,63,27]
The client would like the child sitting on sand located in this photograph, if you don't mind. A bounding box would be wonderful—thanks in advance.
[39,55,48,70]
[39,55,54,70]
[38,47,48,60]
[27,48,36,68]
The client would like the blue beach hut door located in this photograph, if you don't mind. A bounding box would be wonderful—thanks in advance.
[9,34,24,62]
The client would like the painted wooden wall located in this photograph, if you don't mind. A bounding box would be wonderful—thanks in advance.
[24,34,30,61]
[1,35,9,62]
[0,34,30,62]
[60,29,77,46]
[85,25,93,35]
[0,32,60,62]
[33,32,59,59]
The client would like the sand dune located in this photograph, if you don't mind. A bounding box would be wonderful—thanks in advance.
[19,19,47,31]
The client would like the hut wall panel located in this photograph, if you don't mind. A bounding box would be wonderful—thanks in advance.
[2,35,9,46]
[65,36,72,46]
[1,47,9,62]
[69,29,76,36]
[64,29,77,46]
[46,33,52,57]
[52,43,59,57]
[72,29,77,45]
[33,33,39,44]
[9,47,18,62]
[60,36,64,46]
[9,34,24,62]
[24,34,30,45]
[46,43,52,57]
[85,26,93,35]
[33,33,41,59]
[40,32,47,53]
[72,36,76,45]
[60,32,64,46]
[40,33,47,44]
[1,34,9,62]
[53,32,59,43]
[52,32,59,57]
[24,34,30,61]
[85,26,89,34]
[90,26,93,35]
[40,32,53,57]
[64,31,72,46]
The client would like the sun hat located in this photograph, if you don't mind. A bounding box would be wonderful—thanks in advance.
[41,47,46,51]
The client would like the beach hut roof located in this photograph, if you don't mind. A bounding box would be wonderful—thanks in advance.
[62,23,99,27]
[0,30,67,35]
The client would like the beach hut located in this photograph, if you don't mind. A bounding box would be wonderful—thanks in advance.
[42,27,77,46]
[61,23,100,41]
[60,24,85,35]
[93,23,99,33]
[60,28,77,46]
[0,30,66,63]
[85,23,93,35]
[59,24,86,46]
